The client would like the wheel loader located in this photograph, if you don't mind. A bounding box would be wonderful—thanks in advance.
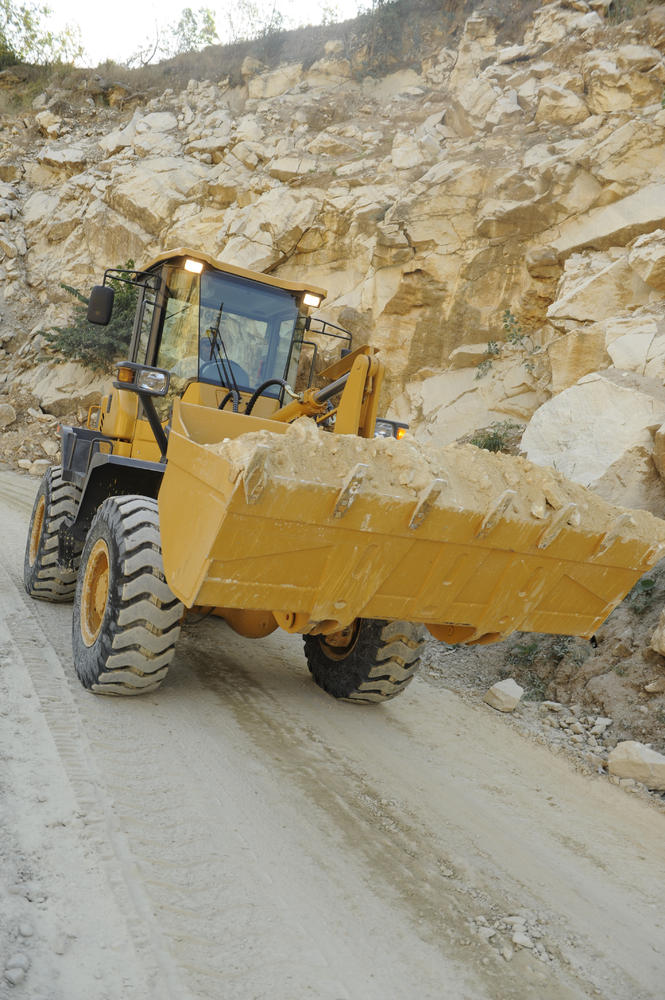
[23,247,665,702]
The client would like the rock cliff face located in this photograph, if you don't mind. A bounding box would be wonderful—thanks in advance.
[1,0,665,511]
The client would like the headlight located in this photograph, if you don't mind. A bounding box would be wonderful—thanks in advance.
[374,418,409,439]
[114,362,171,396]
[137,369,170,394]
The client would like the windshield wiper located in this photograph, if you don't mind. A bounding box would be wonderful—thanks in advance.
[205,301,241,397]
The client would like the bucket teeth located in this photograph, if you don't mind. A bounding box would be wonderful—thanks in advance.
[333,463,368,518]
[593,512,637,558]
[409,478,447,530]
[243,445,271,505]
[537,502,579,550]
[476,489,518,539]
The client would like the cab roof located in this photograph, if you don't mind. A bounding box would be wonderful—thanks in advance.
[143,247,327,302]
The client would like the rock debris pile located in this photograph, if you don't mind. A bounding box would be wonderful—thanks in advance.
[470,911,551,965]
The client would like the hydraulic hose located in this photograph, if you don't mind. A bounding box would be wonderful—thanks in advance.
[218,389,240,412]
[244,378,289,416]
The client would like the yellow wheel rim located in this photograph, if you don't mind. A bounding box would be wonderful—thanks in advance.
[28,496,46,566]
[319,621,360,661]
[80,538,110,646]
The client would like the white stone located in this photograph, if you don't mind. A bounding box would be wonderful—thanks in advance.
[484,679,524,713]
[608,741,665,790]
[521,372,665,495]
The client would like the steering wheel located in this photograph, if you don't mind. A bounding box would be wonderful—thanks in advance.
[199,360,249,386]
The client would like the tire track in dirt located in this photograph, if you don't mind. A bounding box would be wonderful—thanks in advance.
[0,558,187,1000]
[3,469,665,1000]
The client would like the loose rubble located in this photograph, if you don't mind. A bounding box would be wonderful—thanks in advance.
[470,911,551,965]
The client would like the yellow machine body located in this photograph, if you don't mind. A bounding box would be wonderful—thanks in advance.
[83,247,665,649]
[157,398,665,644]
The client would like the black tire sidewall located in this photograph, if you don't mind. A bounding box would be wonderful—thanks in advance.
[23,467,52,594]
[304,619,385,699]
[72,501,122,689]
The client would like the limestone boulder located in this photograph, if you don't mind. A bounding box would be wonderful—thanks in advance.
[304,56,352,88]
[17,361,109,418]
[604,313,665,380]
[218,189,321,272]
[608,741,665,790]
[391,133,423,169]
[521,371,665,510]
[187,127,233,162]
[649,606,665,655]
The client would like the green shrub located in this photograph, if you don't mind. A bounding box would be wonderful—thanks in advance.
[506,640,540,667]
[627,576,657,616]
[44,262,138,372]
[469,420,524,454]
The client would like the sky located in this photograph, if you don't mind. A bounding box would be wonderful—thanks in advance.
[45,0,363,67]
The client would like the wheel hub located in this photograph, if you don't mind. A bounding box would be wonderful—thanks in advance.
[80,538,110,646]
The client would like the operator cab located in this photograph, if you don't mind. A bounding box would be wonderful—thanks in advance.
[127,250,324,412]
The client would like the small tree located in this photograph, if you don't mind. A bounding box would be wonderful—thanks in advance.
[44,262,138,372]
[127,5,218,67]
[0,0,82,66]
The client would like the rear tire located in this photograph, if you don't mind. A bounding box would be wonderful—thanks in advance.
[72,495,183,695]
[24,465,83,602]
[304,619,425,703]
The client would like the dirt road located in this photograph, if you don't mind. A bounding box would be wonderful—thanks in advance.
[1,468,664,1000]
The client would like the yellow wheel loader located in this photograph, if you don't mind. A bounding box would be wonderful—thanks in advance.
[23,248,665,702]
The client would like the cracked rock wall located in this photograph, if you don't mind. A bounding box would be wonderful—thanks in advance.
[2,0,665,510]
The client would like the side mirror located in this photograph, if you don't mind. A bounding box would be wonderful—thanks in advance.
[87,285,115,325]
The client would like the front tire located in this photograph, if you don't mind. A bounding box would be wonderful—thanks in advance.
[304,619,425,703]
[73,495,183,695]
[24,465,83,602]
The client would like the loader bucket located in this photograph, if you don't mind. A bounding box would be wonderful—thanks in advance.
[158,400,665,642]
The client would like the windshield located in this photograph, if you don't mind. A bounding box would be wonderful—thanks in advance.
[153,265,302,398]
